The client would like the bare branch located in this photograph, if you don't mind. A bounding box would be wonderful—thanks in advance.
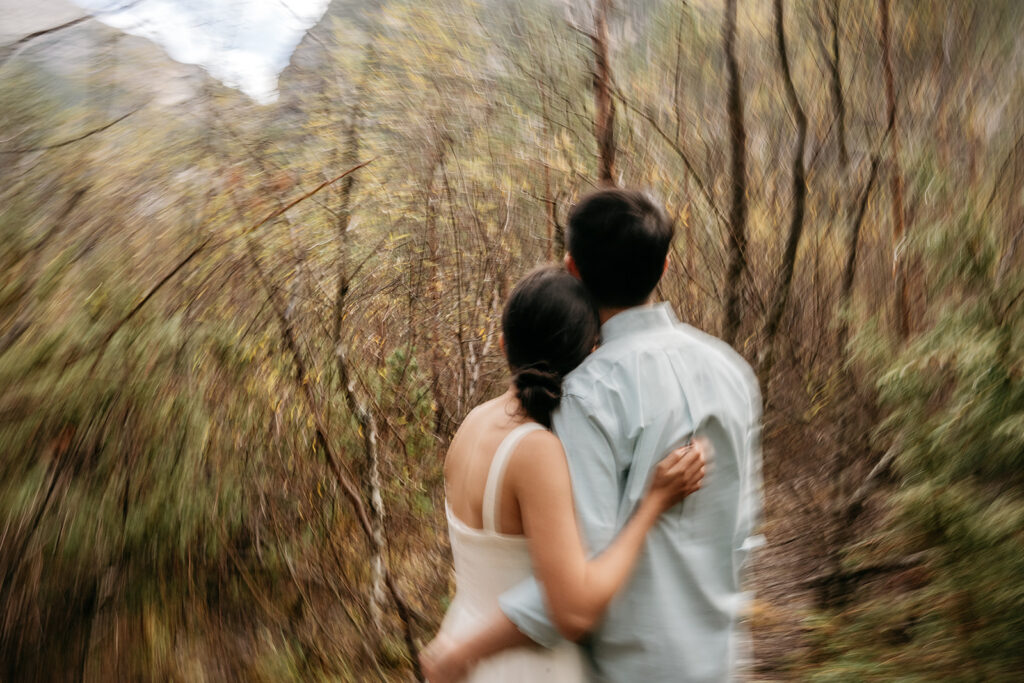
[247,243,424,682]
[836,155,882,354]
[591,0,616,185]
[1,109,141,155]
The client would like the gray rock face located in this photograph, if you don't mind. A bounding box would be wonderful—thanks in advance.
[0,0,84,44]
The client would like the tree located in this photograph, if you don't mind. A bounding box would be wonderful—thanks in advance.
[721,0,749,347]
[878,0,909,338]
[758,0,809,384]
[815,206,1024,679]
[591,0,617,185]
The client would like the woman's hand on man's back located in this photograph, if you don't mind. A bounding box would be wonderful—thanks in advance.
[647,439,709,513]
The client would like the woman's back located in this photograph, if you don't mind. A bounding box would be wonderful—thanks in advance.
[444,394,534,535]
[440,397,586,682]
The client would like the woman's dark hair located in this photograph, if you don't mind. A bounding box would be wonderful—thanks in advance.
[501,265,600,428]
[567,188,674,308]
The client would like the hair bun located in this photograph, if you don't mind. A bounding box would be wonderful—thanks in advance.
[513,365,563,428]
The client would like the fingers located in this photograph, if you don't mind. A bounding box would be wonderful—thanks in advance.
[667,450,706,493]
[655,439,710,502]
[669,445,704,474]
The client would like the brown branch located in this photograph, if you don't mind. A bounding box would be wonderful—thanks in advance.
[1,109,140,155]
[878,0,909,338]
[982,130,1024,218]
[88,236,211,372]
[0,2,145,67]
[827,0,848,171]
[0,17,89,66]
[247,159,374,236]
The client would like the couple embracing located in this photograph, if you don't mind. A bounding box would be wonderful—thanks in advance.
[421,189,762,682]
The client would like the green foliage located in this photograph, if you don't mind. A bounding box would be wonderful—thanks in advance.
[814,207,1024,680]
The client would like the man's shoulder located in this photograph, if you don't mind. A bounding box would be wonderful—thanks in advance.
[674,323,761,412]
[560,336,645,400]
[564,320,758,405]
[571,319,752,375]
[675,323,757,381]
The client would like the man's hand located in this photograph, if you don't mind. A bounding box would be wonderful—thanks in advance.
[420,634,472,683]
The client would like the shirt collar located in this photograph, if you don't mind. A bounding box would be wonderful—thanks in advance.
[599,302,679,344]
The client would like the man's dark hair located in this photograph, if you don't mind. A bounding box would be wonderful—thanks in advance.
[567,188,674,308]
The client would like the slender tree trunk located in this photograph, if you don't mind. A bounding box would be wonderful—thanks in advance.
[421,139,453,439]
[329,47,393,632]
[591,0,616,185]
[837,156,881,356]
[540,87,557,259]
[878,0,909,338]
[330,98,360,344]
[759,0,809,383]
[242,203,422,679]
[828,0,848,171]
[721,0,748,347]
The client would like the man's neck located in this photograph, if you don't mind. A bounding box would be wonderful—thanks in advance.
[598,299,656,325]
[598,307,629,324]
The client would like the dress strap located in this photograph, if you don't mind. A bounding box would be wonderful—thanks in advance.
[482,422,545,533]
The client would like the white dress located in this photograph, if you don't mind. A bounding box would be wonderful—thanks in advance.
[439,422,587,682]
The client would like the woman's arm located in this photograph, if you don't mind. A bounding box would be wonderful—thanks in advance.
[420,438,706,682]
[509,431,704,640]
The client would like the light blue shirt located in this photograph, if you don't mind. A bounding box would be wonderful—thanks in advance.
[499,303,762,682]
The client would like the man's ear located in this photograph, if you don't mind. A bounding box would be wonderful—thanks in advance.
[564,253,581,279]
[663,255,670,275]
[499,334,506,357]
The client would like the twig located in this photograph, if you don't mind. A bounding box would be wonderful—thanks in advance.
[1,109,141,155]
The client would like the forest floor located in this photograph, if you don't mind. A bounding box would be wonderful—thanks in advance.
[749,475,820,679]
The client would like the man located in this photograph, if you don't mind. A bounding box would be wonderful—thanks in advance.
[423,188,762,682]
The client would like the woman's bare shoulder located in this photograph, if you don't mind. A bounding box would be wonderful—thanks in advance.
[451,399,497,438]
[510,428,567,473]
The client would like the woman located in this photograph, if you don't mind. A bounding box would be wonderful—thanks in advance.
[426,266,705,682]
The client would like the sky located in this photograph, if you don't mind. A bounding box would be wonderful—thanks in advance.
[71,0,332,103]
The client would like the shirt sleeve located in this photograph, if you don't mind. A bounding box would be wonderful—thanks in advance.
[498,390,621,647]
